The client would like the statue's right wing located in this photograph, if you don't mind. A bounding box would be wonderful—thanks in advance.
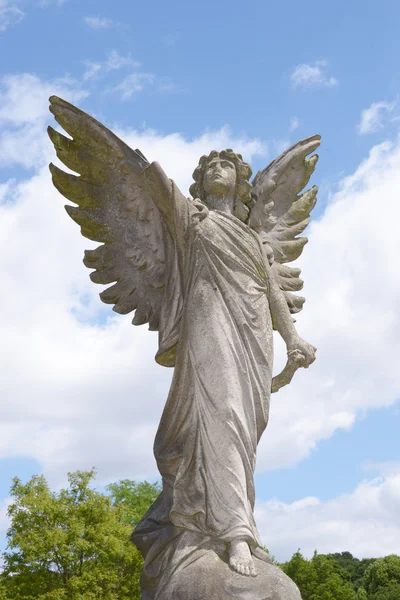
[48,96,166,331]
[249,135,320,316]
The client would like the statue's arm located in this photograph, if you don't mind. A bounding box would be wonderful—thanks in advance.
[142,161,192,236]
[267,266,316,367]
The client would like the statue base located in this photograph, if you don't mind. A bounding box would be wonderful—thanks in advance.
[141,547,301,600]
[159,550,301,600]
[133,495,301,600]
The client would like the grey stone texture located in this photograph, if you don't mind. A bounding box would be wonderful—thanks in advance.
[159,552,302,600]
[48,95,320,599]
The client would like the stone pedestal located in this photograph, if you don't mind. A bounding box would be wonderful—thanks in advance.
[157,549,301,600]
[133,497,302,600]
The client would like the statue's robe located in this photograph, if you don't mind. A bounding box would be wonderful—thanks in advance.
[132,163,273,598]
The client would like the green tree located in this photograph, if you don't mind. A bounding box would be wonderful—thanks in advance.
[282,550,357,600]
[281,550,317,599]
[369,582,400,600]
[0,469,149,599]
[327,551,376,591]
[364,555,400,599]
[355,588,368,600]
[0,582,8,600]
[106,479,161,526]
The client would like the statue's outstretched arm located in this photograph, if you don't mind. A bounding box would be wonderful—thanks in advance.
[248,135,320,384]
[142,161,200,244]
[267,265,316,368]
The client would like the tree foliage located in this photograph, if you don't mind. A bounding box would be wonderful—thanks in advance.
[327,551,376,590]
[106,479,161,527]
[281,550,358,600]
[0,469,153,599]
[363,555,400,599]
[0,470,399,600]
[282,550,400,600]
[355,588,368,600]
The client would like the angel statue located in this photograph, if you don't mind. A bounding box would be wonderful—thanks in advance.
[48,96,319,600]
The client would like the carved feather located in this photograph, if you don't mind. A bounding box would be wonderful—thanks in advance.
[249,135,320,314]
[48,96,166,330]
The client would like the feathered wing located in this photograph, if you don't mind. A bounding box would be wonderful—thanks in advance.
[248,135,321,314]
[48,95,167,331]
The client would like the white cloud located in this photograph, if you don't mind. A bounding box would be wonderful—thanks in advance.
[158,76,184,94]
[0,500,9,530]
[0,498,11,541]
[289,117,299,132]
[83,62,102,81]
[113,72,156,100]
[83,50,140,81]
[291,60,338,89]
[115,126,266,193]
[1,71,400,565]
[273,138,291,155]
[256,467,400,561]
[0,72,266,489]
[113,74,185,99]
[357,100,398,134]
[0,73,86,125]
[0,0,69,32]
[0,1,24,31]
[363,460,400,477]
[256,136,400,472]
[84,16,114,30]
[0,73,87,168]
[82,50,181,100]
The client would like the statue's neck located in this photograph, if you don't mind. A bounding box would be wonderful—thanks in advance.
[204,194,234,215]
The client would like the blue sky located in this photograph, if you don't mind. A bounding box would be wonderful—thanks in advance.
[0,0,400,562]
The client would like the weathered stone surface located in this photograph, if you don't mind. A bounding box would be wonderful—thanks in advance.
[162,551,301,600]
[48,96,320,598]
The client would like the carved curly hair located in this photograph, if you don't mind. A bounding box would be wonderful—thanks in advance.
[189,149,253,222]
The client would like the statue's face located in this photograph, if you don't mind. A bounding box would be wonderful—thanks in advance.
[203,157,237,198]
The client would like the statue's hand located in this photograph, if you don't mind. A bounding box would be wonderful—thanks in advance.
[271,337,316,393]
[287,336,316,368]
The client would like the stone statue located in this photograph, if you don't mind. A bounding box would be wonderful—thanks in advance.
[48,96,319,600]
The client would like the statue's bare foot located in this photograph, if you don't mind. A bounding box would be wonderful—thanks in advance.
[251,546,274,564]
[229,540,257,577]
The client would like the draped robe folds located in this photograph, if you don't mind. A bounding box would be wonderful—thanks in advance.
[132,163,274,594]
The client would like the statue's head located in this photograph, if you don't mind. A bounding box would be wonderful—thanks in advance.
[190,149,252,222]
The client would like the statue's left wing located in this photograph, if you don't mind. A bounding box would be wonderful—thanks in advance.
[248,135,321,315]
[48,96,166,331]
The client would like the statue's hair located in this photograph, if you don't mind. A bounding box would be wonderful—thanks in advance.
[189,149,253,222]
